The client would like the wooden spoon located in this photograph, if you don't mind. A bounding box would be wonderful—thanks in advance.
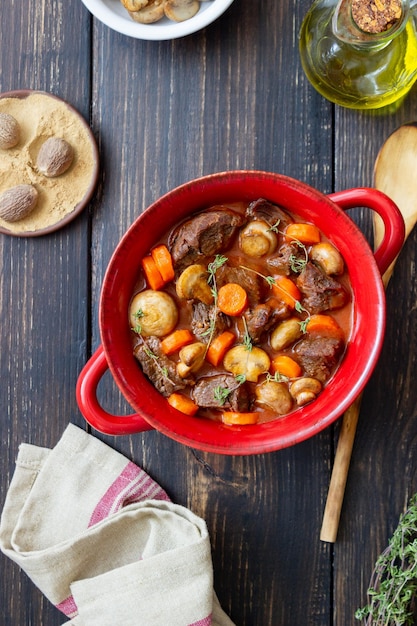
[320,123,417,543]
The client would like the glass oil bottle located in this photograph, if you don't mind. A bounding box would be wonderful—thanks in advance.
[299,0,417,109]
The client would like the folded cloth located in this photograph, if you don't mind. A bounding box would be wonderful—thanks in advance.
[0,424,235,626]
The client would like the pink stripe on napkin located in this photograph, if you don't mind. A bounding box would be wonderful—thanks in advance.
[56,594,78,618]
[88,461,169,527]
[190,616,212,626]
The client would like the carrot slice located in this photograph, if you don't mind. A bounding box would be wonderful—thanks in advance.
[222,411,259,425]
[141,255,164,291]
[217,283,248,316]
[161,329,194,355]
[271,354,302,379]
[306,314,344,338]
[167,392,199,416]
[151,244,175,282]
[206,331,235,366]
[271,275,301,309]
[285,223,321,245]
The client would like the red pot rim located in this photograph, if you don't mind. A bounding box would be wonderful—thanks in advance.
[93,171,400,454]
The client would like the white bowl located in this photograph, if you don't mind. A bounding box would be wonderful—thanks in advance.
[80,0,235,40]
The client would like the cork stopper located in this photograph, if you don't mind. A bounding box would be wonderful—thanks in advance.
[351,0,402,33]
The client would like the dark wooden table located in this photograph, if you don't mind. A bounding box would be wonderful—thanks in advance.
[1,1,417,624]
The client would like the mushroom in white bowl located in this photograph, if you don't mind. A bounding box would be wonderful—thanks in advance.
[79,0,235,40]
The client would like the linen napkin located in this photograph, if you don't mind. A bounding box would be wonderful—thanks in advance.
[0,423,235,626]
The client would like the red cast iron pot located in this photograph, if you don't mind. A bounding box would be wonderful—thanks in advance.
[76,171,405,455]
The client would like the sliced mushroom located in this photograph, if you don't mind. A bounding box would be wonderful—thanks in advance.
[310,242,344,276]
[129,290,178,337]
[239,219,278,258]
[176,264,214,305]
[164,0,200,22]
[270,317,303,351]
[255,380,293,415]
[129,0,165,23]
[223,345,270,383]
[289,377,322,406]
[177,341,206,378]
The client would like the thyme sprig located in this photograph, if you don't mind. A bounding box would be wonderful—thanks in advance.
[242,317,253,351]
[289,239,309,273]
[131,309,145,335]
[201,254,228,348]
[266,220,309,273]
[213,374,247,406]
[239,264,310,331]
[355,494,417,626]
[267,219,281,233]
[265,371,290,384]
[142,346,170,380]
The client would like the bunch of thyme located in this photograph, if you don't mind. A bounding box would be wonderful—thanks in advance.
[355,494,417,626]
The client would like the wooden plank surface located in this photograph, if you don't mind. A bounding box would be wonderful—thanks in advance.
[0,1,92,625]
[1,0,417,625]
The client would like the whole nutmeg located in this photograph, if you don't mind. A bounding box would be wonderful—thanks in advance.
[0,184,38,222]
[37,137,74,177]
[0,112,20,149]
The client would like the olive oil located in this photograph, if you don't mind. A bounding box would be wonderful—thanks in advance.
[299,0,417,109]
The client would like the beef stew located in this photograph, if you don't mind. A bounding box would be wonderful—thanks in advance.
[129,199,353,425]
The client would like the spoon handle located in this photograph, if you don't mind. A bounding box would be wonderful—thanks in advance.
[320,246,396,543]
[320,397,362,542]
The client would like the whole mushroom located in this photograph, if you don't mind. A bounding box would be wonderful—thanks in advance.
[177,341,206,378]
[176,264,214,305]
[255,380,293,415]
[239,219,278,258]
[223,345,270,383]
[289,377,322,406]
[129,290,178,337]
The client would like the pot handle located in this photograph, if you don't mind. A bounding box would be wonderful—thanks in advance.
[328,187,405,276]
[76,345,154,435]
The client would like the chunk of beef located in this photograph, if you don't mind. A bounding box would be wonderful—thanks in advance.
[169,208,245,272]
[191,302,231,343]
[246,198,293,229]
[191,374,251,412]
[294,335,345,383]
[133,336,192,397]
[296,262,348,314]
[215,264,265,307]
[267,242,306,276]
[244,300,290,343]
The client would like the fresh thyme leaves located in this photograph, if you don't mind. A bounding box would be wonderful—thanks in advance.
[242,317,253,351]
[207,254,228,281]
[143,346,157,359]
[143,345,174,383]
[355,494,417,626]
[295,299,310,318]
[131,309,144,334]
[289,239,309,273]
[266,371,289,383]
[213,374,247,406]
[265,222,309,274]
[214,386,231,405]
[202,255,228,348]
[267,219,281,233]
